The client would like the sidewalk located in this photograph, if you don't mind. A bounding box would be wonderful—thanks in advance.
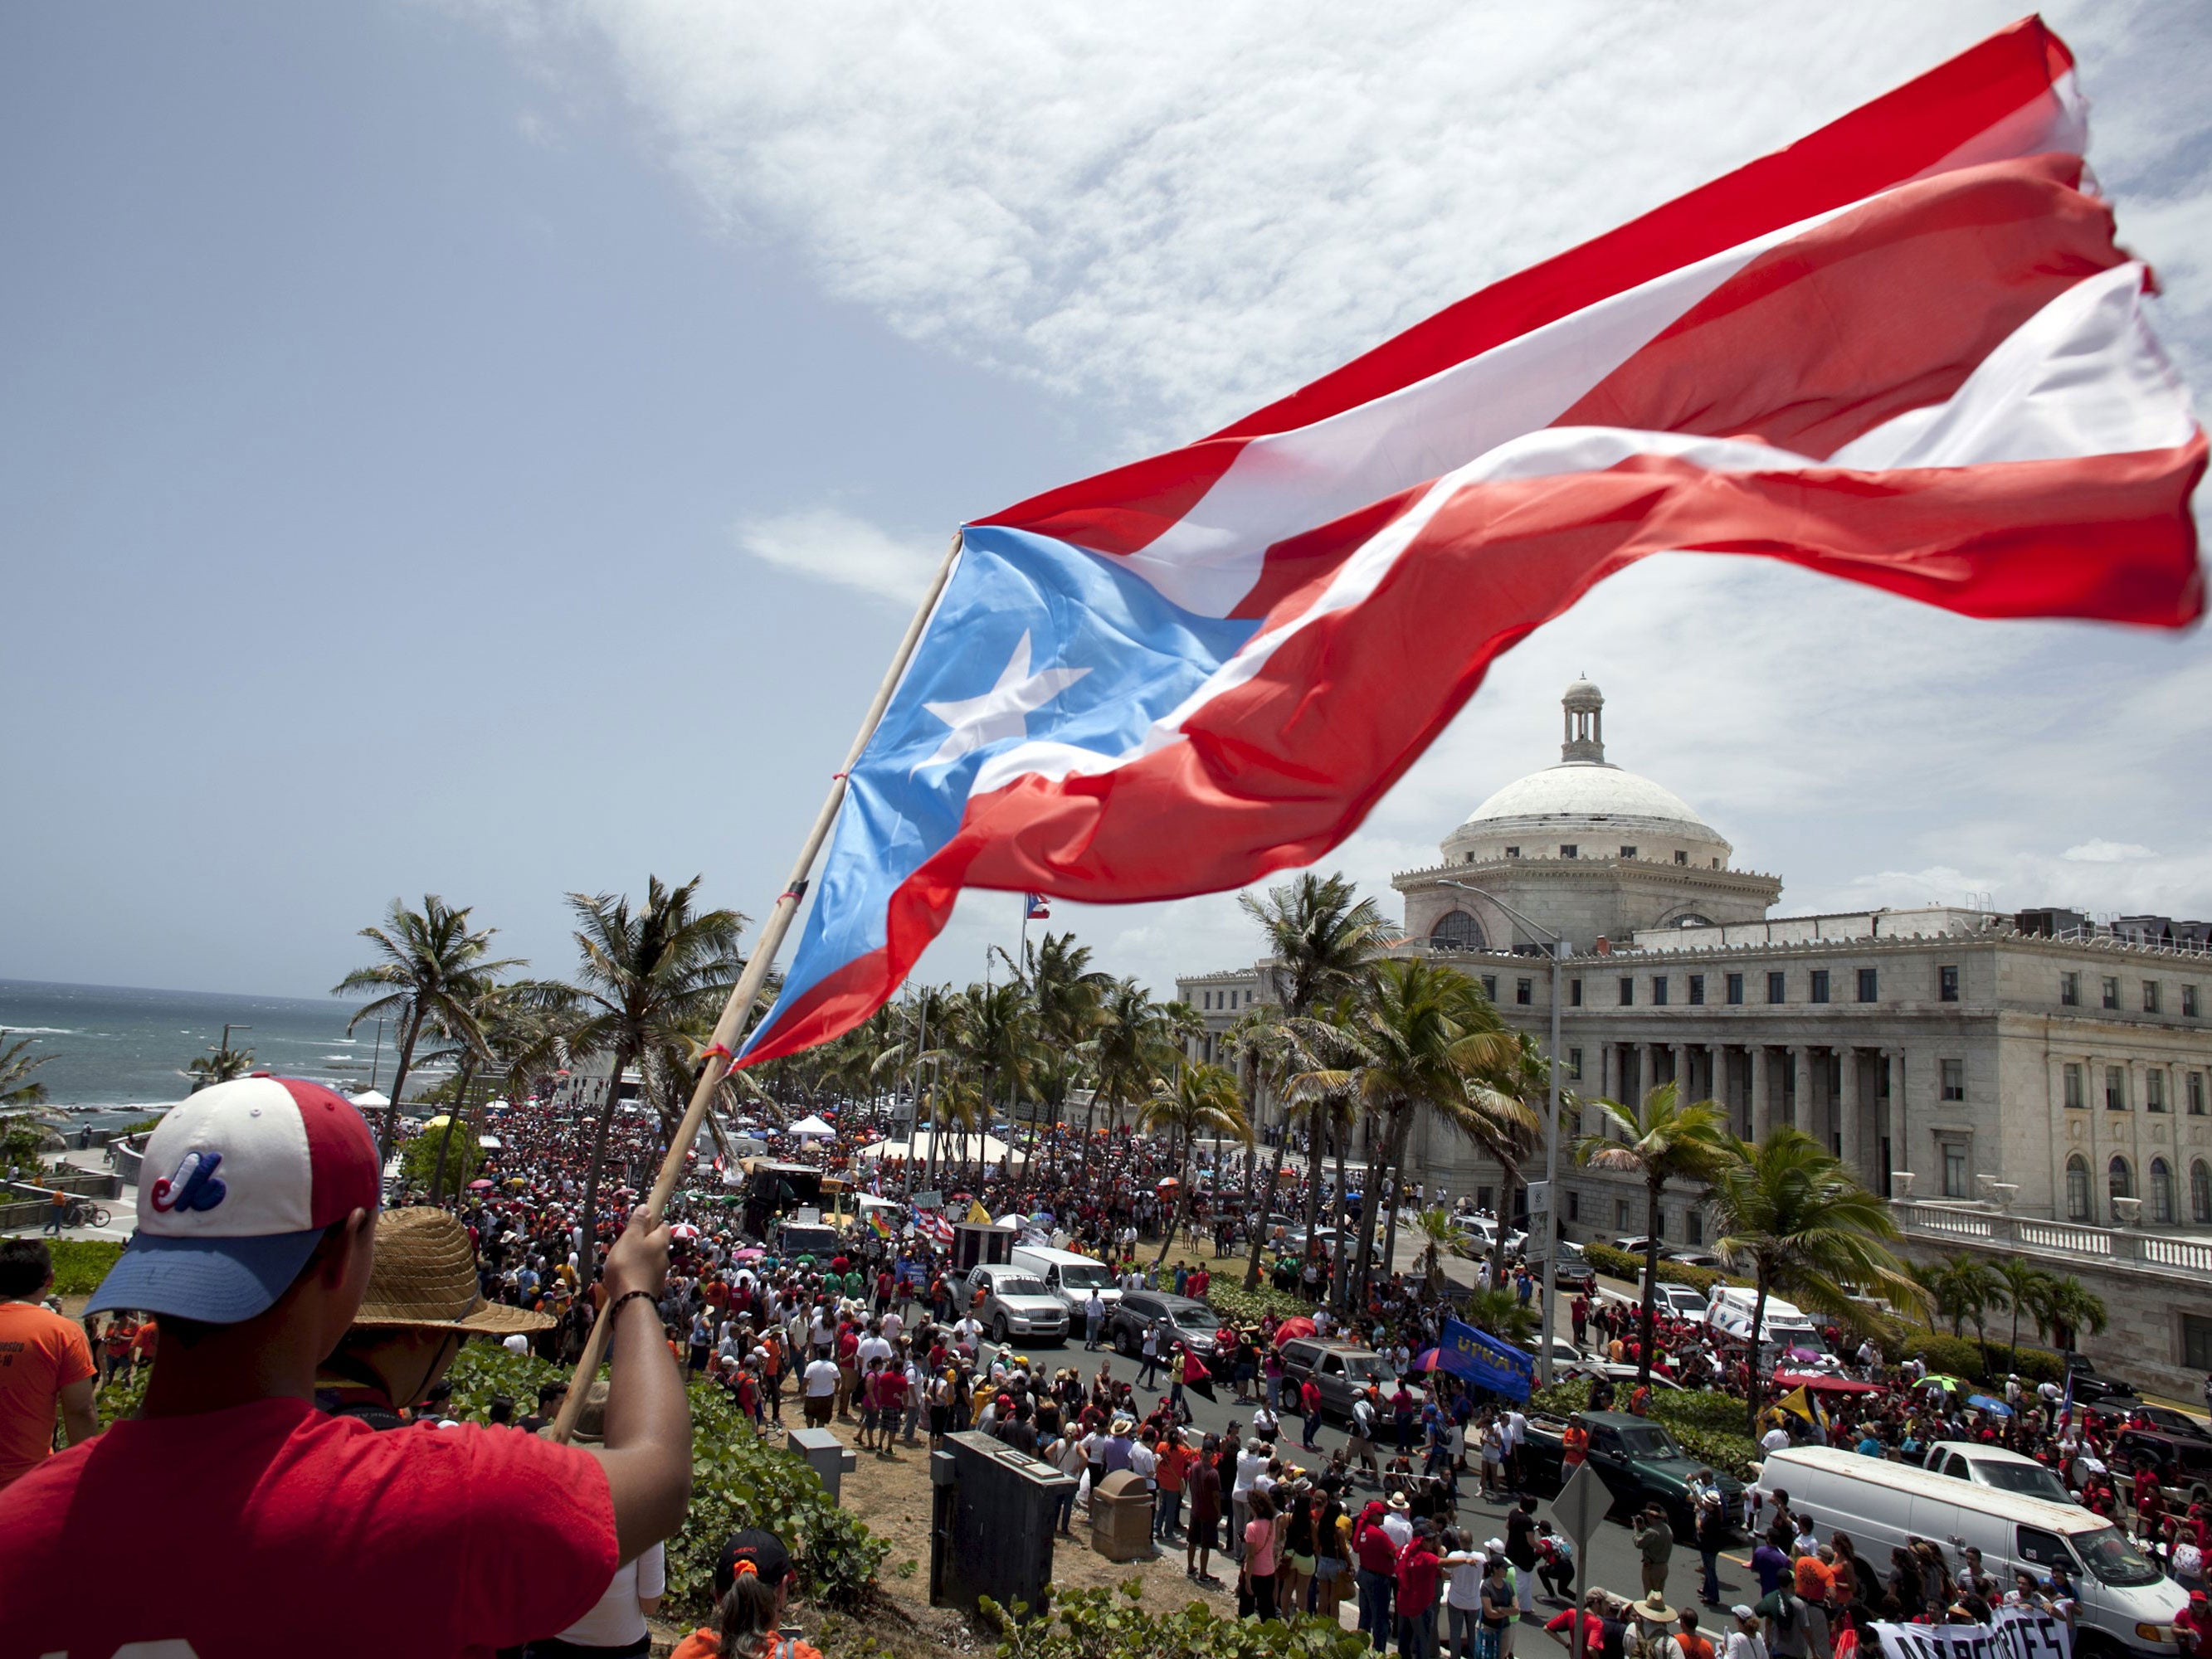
[0,1150,139,1243]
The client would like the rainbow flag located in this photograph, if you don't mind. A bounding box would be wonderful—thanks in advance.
[865,1209,894,1239]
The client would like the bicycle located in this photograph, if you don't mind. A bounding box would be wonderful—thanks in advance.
[64,1198,112,1229]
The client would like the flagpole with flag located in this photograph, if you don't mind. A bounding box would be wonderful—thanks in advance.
[548,529,966,1443]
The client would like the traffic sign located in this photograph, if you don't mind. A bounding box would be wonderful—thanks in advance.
[1549,1457,1607,1549]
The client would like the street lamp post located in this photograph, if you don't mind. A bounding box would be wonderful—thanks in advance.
[1437,879,1570,1386]
[220,1024,252,1061]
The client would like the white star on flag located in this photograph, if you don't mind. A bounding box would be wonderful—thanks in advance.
[915,630,1089,774]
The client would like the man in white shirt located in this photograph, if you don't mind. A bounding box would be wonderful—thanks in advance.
[1381,1492,1414,1552]
[855,1323,894,1372]
[809,1306,836,1359]
[1761,1422,1791,1456]
[1503,1406,1528,1489]
[1231,1438,1269,1559]
[953,1311,982,1351]
[802,1352,840,1427]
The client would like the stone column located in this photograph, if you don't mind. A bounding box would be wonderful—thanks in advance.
[1750,1046,1770,1142]
[1791,1047,1813,1131]
[1838,1047,1861,1177]
[1635,1044,1653,1105]
[1887,1048,1908,1194]
[1674,1042,1692,1100]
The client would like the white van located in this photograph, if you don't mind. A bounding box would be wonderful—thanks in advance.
[1756,1445,2185,1658]
[1708,1287,1826,1354]
[1918,1440,2074,1506]
[1010,1244,1122,1315]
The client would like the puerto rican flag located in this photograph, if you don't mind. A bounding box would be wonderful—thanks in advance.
[739,17,2202,1069]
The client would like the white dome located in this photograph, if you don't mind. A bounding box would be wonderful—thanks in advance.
[1463,762,1717,835]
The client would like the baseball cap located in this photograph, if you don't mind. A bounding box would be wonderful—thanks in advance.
[1731,1605,1757,1622]
[89,1075,381,1323]
[715,1530,794,1594]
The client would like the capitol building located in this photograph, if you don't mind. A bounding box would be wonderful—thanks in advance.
[1178,682,2212,1396]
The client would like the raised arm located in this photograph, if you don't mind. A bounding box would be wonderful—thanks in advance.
[587,1209,694,1562]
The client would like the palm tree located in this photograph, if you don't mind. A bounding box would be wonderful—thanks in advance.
[565,876,747,1288]
[2040,1275,2109,1352]
[1442,1030,1546,1286]
[1011,931,1110,1145]
[1707,1128,1927,1434]
[1910,1253,2008,1350]
[1993,1258,2058,1369]
[0,1034,55,1107]
[1236,872,1388,1289]
[334,896,520,1161]
[1289,958,1518,1308]
[1138,1060,1251,1263]
[1575,1081,1730,1386]
[1083,978,1182,1168]
[423,980,582,1205]
[1460,1285,1540,1347]
[1410,1204,1474,1297]
[184,1045,256,1092]
[948,979,1044,1178]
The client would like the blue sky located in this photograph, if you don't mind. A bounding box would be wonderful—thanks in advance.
[5,2,2209,1005]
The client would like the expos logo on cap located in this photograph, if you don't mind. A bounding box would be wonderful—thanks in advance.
[136,1075,382,1240]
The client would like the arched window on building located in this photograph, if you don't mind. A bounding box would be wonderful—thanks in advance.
[2192,1160,2212,1225]
[2064,1155,2092,1223]
[2107,1155,2133,1207]
[1430,909,1485,952]
[2151,1157,2175,1224]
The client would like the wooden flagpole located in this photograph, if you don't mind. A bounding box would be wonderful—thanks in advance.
[549,529,964,1442]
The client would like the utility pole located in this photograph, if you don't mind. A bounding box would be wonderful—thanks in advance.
[1439,878,1570,1388]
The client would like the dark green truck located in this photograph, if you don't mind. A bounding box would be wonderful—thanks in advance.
[1520,1410,1747,1537]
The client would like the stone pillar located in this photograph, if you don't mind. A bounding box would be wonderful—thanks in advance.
[1887,1048,1908,1194]
[1674,1043,1692,1100]
[1839,1047,1861,1177]
[1791,1047,1812,1130]
[1750,1046,1770,1142]
[1635,1044,1653,1105]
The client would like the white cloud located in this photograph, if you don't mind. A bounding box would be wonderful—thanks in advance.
[470,2,2212,436]
[2064,839,2157,863]
[732,507,939,607]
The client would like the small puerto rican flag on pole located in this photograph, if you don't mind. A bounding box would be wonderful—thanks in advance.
[1024,893,1050,921]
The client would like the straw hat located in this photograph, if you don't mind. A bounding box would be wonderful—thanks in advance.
[353,1208,554,1335]
[1633,1593,1678,1624]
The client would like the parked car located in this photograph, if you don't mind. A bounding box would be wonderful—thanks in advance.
[2088,1403,2210,1443]
[2059,1353,2137,1405]
[1664,1248,1724,1271]
[960,1264,1070,1345]
[1562,1360,1688,1394]
[1650,1284,1708,1323]
[2108,1429,2212,1507]
[1546,1244,1596,1297]
[1276,1339,1393,1421]
[1104,1291,1222,1361]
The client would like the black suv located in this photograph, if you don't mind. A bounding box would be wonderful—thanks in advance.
[2110,1429,2212,1506]
[1104,1291,1222,1362]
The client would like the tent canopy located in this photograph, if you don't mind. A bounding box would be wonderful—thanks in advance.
[853,1131,1028,1168]
[352,1090,391,1108]
[788,1115,836,1138]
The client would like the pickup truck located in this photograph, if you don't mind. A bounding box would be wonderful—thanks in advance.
[1520,1409,1747,1537]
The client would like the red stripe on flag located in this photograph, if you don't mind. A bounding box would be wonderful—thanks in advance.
[739,433,2203,1068]
[977,17,2076,559]
[1558,157,2117,460]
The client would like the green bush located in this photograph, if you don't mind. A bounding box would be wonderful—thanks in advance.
[1892,1329,2064,1388]
[1205,1278,1313,1331]
[983,1581,1371,1659]
[444,1343,886,1619]
[397,1122,484,1194]
[47,1239,124,1297]
[1529,1378,1758,1481]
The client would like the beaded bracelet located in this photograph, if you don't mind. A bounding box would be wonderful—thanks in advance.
[607,1287,660,1325]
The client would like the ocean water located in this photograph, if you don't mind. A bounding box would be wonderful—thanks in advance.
[0,978,443,1124]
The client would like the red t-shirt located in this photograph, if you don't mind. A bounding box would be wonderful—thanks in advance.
[0,1396,619,1657]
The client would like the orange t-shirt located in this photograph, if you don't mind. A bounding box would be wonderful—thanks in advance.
[0,1300,95,1488]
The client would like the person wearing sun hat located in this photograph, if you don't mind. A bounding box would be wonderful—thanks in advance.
[668,1528,824,1659]
[0,1074,696,1658]
[317,1206,556,1429]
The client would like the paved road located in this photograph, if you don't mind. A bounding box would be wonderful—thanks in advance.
[977,1328,1761,1626]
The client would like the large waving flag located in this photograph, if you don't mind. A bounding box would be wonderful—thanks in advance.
[740,17,2202,1069]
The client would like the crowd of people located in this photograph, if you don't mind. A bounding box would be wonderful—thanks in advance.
[6,1075,2212,1659]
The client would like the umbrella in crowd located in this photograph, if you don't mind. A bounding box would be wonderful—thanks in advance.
[466,1179,494,1191]
[1272,1316,1317,1345]
[1967,1394,2014,1416]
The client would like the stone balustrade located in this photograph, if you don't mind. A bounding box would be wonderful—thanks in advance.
[1893,1199,2212,1277]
